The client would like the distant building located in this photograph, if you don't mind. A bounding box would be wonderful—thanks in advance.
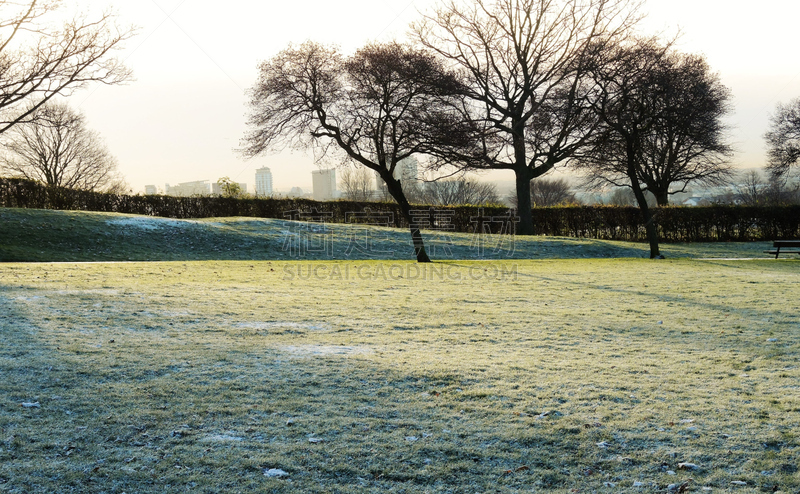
[286,187,306,198]
[682,197,711,207]
[375,156,419,191]
[144,185,158,195]
[312,169,337,201]
[165,180,211,197]
[255,166,274,196]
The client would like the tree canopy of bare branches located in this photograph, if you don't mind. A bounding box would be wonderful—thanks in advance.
[531,177,578,206]
[574,38,674,258]
[765,98,800,178]
[0,1,133,136]
[506,176,578,207]
[242,41,467,262]
[571,38,733,257]
[734,169,800,206]
[339,166,375,202]
[412,177,500,206]
[0,101,125,192]
[413,0,641,234]
[577,43,733,207]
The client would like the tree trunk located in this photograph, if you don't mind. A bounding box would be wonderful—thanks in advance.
[515,169,534,235]
[383,174,431,263]
[629,173,661,258]
[653,188,670,206]
[407,222,431,263]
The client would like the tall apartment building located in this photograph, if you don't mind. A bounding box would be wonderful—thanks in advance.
[255,166,273,196]
[312,169,337,201]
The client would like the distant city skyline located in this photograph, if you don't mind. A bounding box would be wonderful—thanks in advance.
[61,0,800,193]
[139,157,771,208]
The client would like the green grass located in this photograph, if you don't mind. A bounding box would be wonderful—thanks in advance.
[1,258,798,493]
[0,207,777,262]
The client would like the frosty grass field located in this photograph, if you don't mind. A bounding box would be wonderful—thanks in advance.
[0,208,798,493]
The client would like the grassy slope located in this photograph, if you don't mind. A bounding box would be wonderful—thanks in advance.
[0,259,798,493]
[0,207,776,262]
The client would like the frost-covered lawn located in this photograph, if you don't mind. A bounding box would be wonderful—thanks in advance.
[0,259,798,493]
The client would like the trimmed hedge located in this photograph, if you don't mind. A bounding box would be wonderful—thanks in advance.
[2,177,798,241]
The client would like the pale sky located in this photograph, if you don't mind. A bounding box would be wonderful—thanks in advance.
[68,0,800,193]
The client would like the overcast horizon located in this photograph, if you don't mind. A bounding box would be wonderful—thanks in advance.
[62,0,800,193]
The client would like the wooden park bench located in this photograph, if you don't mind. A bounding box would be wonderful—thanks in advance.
[765,240,800,258]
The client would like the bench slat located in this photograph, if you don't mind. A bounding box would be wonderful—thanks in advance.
[765,241,800,258]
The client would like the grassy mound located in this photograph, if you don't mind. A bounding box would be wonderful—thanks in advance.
[0,207,775,262]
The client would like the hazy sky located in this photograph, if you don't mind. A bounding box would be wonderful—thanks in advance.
[69,0,800,193]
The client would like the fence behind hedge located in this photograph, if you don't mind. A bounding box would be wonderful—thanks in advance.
[2,177,799,242]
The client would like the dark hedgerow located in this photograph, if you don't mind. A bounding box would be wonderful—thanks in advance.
[1,177,799,241]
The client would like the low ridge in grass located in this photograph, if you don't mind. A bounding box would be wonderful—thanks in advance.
[0,207,775,262]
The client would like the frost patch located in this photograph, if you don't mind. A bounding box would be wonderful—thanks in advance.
[279,345,371,357]
[239,322,330,332]
[106,216,231,231]
[202,434,244,442]
[106,216,184,230]
[56,289,121,296]
[159,310,197,317]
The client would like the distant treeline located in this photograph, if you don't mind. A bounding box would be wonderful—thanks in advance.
[1,177,799,242]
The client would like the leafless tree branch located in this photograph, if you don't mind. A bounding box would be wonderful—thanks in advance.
[0,1,135,135]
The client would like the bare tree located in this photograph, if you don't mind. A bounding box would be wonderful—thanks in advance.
[413,0,641,234]
[242,41,467,262]
[600,186,657,206]
[779,179,800,205]
[506,176,578,206]
[734,170,765,206]
[0,1,133,136]
[765,98,800,178]
[577,44,733,206]
[606,187,636,206]
[415,177,500,206]
[735,169,800,206]
[0,102,125,192]
[573,38,732,258]
[339,166,375,202]
[531,177,578,206]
